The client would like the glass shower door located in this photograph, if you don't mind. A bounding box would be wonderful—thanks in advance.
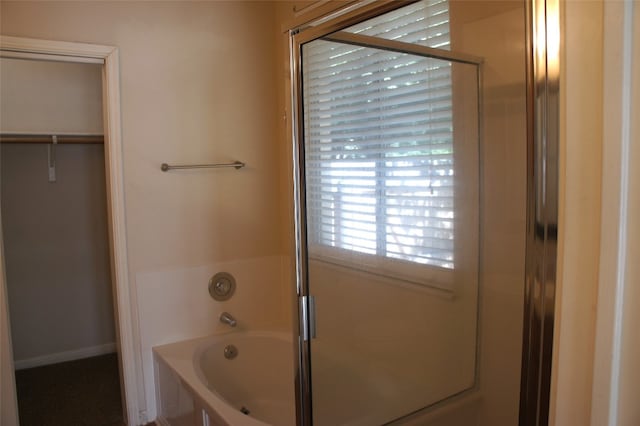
[296,4,483,423]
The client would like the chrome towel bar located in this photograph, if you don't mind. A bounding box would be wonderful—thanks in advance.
[160,161,245,172]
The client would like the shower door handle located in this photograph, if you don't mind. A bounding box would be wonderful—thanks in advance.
[300,295,316,341]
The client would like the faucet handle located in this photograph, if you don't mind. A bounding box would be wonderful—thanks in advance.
[208,272,236,301]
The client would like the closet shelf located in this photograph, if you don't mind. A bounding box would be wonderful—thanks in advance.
[0,133,104,144]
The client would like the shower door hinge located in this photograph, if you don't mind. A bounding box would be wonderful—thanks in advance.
[300,295,316,341]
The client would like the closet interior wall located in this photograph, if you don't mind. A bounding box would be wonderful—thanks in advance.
[0,57,115,369]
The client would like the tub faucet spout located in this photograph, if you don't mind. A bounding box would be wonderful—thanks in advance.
[219,312,237,327]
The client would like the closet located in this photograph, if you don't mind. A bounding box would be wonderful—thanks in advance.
[0,57,122,425]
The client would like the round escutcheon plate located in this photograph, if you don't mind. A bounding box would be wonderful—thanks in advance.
[208,272,236,301]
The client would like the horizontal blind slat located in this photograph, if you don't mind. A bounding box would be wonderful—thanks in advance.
[312,217,455,235]
[304,60,451,91]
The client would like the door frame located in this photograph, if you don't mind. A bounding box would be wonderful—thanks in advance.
[0,35,141,425]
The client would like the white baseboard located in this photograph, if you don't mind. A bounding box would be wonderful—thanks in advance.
[14,342,117,370]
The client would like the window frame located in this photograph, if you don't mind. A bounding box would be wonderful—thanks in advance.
[298,30,481,292]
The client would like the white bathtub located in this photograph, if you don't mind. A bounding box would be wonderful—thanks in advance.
[154,330,296,426]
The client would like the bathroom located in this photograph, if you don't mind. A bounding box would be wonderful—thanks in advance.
[0,1,638,426]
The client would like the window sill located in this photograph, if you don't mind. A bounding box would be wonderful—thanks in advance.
[307,246,455,299]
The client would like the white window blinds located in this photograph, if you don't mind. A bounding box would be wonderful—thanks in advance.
[302,0,454,271]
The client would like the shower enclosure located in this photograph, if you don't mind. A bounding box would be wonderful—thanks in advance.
[289,0,557,425]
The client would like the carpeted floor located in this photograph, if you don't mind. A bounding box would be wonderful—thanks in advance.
[14,353,125,426]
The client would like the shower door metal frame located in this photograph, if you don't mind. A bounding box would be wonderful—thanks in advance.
[288,0,560,425]
[289,5,435,423]
[519,0,560,425]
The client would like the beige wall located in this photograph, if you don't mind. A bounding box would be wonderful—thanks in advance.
[1,1,289,421]
[1,0,285,268]
[553,1,640,426]
[552,1,603,424]
[0,58,103,134]
[588,1,640,426]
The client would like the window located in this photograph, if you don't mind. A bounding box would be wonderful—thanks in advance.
[302,0,455,285]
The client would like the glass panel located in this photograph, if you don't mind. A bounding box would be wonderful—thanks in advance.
[295,0,529,424]
[301,39,480,424]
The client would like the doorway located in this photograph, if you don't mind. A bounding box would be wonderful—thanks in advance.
[0,36,138,426]
[0,56,122,425]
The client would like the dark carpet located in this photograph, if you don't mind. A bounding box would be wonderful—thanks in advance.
[14,353,125,426]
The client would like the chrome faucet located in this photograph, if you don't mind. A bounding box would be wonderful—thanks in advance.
[219,312,237,327]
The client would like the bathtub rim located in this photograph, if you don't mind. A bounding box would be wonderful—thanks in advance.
[153,329,294,426]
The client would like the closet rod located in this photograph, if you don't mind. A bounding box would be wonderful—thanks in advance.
[0,134,104,144]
